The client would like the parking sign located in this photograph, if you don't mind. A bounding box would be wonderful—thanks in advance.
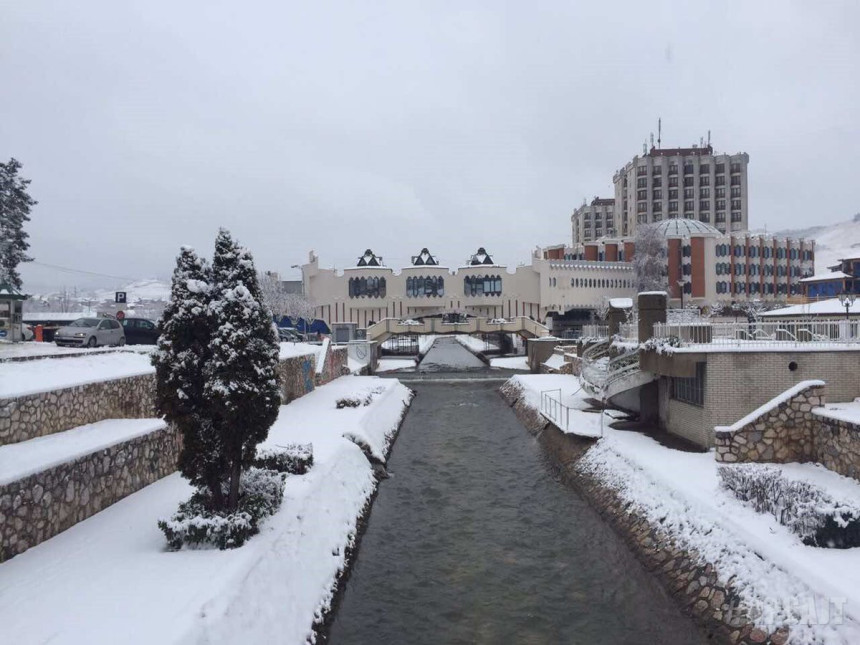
[115,291,127,304]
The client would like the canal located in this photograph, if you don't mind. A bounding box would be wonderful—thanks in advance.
[328,339,704,644]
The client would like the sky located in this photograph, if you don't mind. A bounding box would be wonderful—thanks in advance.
[2,0,859,293]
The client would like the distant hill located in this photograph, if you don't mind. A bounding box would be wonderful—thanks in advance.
[773,213,860,273]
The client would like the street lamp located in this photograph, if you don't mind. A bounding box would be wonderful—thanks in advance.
[838,292,856,321]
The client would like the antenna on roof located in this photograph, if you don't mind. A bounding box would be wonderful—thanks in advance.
[643,140,647,155]
[657,117,662,149]
[700,136,704,148]
[650,132,654,149]
[707,129,711,148]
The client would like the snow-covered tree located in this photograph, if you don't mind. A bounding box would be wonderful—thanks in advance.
[206,229,281,510]
[151,248,229,507]
[285,292,318,336]
[259,271,292,323]
[633,223,668,292]
[0,158,36,289]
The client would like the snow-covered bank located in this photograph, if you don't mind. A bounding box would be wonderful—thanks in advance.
[0,352,156,398]
[489,355,529,370]
[0,376,413,645]
[377,358,416,372]
[505,374,860,643]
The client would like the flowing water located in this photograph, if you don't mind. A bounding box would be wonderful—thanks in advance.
[327,340,704,644]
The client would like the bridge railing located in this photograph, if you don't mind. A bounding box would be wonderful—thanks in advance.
[540,389,602,438]
[366,316,550,341]
[651,320,860,349]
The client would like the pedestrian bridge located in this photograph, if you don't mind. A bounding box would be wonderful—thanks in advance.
[366,316,550,343]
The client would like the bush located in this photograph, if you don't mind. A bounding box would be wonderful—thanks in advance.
[159,467,286,550]
[719,464,860,548]
[254,444,313,475]
[336,397,361,408]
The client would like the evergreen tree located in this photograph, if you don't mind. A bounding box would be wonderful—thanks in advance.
[206,229,281,510]
[0,158,37,289]
[152,247,228,508]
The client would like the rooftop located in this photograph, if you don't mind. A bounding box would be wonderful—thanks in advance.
[654,218,722,238]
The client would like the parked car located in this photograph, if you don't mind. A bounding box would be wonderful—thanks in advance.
[54,317,125,348]
[121,317,159,345]
[277,327,303,342]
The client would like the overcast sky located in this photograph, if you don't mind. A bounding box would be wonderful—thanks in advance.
[3,0,859,292]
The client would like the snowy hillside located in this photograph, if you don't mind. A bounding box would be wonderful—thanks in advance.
[774,213,860,273]
[92,279,171,304]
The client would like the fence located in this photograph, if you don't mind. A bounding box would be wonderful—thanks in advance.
[652,319,860,348]
[581,324,609,339]
[539,389,603,438]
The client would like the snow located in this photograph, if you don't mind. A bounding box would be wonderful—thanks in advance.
[93,279,171,304]
[508,374,605,437]
[800,271,851,283]
[0,376,413,645]
[762,298,860,318]
[314,338,331,375]
[489,355,529,370]
[22,311,95,323]
[0,342,144,360]
[277,341,322,361]
[0,352,156,398]
[376,358,416,372]
[0,419,166,486]
[346,357,365,373]
[454,334,499,353]
[542,353,566,370]
[507,374,860,641]
[813,401,860,425]
[609,297,633,308]
[715,380,826,433]
[774,215,860,273]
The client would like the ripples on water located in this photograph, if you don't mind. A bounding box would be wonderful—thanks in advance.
[328,345,704,645]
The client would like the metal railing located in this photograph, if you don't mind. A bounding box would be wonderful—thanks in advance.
[581,324,609,339]
[540,388,603,437]
[618,323,638,341]
[652,320,860,348]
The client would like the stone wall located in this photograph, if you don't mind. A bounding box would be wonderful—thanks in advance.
[0,373,157,446]
[317,345,349,386]
[0,423,181,562]
[277,354,318,403]
[714,383,823,465]
[813,412,860,481]
[501,383,788,645]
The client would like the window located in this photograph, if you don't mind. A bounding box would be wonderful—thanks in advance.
[637,165,647,176]
[464,275,502,296]
[731,176,741,186]
[668,189,678,199]
[652,201,662,212]
[684,200,694,211]
[731,162,741,173]
[668,201,678,212]
[684,188,694,199]
[684,164,694,175]
[637,202,647,212]
[716,212,726,223]
[699,200,709,210]
[668,176,679,187]
[715,175,725,186]
[700,213,710,223]
[684,177,694,187]
[731,212,743,223]
[700,175,710,186]
[716,199,726,210]
[406,275,444,297]
[349,276,387,298]
[672,362,705,406]
[716,187,725,198]
[731,186,741,197]
[637,177,647,188]
[716,163,725,174]
[637,189,647,199]
[700,187,710,198]
[668,164,678,175]
[731,199,742,210]
[652,177,662,187]
[700,164,709,174]
[652,165,662,175]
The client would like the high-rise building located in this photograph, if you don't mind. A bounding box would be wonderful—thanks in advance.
[612,145,749,237]
[571,197,616,244]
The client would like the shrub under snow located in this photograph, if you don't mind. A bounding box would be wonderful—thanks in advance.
[254,444,313,475]
[159,467,286,550]
[719,464,860,548]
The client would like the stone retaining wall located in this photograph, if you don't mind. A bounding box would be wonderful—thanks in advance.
[714,384,823,465]
[812,411,860,481]
[0,423,181,562]
[500,383,786,645]
[0,373,157,446]
[712,384,860,483]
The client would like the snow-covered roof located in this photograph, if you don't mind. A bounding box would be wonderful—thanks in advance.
[715,380,825,433]
[23,311,95,322]
[609,298,633,309]
[468,247,495,265]
[411,248,439,266]
[654,218,722,238]
[799,271,850,283]
[356,249,384,267]
[761,298,860,318]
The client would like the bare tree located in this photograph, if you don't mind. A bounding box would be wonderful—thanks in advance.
[285,293,319,337]
[593,297,611,322]
[258,272,292,323]
[633,224,668,292]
